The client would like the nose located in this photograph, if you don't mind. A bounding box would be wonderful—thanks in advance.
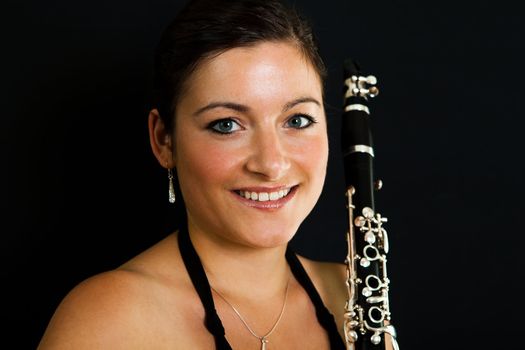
[245,129,291,181]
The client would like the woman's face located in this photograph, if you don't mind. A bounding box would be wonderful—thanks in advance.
[174,41,328,248]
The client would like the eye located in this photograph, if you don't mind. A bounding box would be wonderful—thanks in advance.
[208,118,242,134]
[286,114,317,129]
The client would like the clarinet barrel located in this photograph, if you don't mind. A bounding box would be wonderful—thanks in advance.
[341,59,399,350]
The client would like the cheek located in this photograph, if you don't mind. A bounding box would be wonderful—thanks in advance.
[292,132,329,179]
[175,129,241,192]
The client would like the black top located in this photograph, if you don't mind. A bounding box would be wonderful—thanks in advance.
[177,225,346,350]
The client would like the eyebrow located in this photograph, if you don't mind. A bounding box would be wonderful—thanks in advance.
[192,97,321,117]
[283,97,321,112]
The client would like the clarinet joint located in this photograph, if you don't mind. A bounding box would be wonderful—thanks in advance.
[343,188,398,349]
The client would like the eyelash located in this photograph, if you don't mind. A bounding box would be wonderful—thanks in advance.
[287,114,318,129]
[207,114,318,135]
[207,118,242,135]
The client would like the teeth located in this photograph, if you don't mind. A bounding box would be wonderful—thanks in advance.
[259,193,269,201]
[238,188,292,202]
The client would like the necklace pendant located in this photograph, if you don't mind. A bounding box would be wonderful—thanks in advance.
[261,337,268,350]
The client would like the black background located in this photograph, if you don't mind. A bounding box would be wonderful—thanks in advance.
[2,0,524,349]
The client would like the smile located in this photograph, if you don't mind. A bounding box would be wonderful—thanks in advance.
[232,186,298,210]
[235,188,292,202]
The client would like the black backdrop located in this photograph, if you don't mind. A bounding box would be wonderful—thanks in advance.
[2,0,524,349]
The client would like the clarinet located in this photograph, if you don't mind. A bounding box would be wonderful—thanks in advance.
[341,59,400,350]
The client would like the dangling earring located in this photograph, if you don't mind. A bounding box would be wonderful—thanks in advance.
[168,168,176,204]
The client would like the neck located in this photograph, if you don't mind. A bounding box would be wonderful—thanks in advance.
[186,219,290,301]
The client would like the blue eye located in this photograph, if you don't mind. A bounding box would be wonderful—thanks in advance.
[286,114,316,129]
[208,118,241,134]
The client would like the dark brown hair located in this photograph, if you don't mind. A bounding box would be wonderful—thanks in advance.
[152,0,326,132]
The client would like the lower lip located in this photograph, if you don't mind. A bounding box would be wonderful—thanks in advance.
[231,186,298,211]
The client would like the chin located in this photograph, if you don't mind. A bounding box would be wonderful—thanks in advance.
[240,223,299,249]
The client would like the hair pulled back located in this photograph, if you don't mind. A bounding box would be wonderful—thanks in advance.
[152,0,326,132]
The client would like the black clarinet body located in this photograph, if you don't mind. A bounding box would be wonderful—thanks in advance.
[341,59,399,350]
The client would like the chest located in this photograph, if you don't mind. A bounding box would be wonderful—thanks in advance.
[209,285,334,350]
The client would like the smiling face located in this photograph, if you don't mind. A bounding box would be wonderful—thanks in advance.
[173,41,328,249]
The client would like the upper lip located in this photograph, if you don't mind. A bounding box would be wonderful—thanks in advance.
[234,185,295,192]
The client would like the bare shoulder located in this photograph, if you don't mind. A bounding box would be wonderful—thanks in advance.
[38,233,203,349]
[38,269,159,349]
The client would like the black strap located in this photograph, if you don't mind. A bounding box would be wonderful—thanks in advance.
[177,226,233,350]
[286,249,347,350]
[178,225,345,350]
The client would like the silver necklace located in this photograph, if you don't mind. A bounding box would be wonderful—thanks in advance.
[210,278,290,350]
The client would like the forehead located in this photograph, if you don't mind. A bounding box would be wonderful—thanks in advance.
[179,41,323,111]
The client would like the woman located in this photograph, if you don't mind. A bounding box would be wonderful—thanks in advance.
[39,0,357,348]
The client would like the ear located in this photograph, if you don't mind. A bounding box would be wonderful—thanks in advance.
[148,109,175,168]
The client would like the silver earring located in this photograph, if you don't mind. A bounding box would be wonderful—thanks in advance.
[168,168,176,203]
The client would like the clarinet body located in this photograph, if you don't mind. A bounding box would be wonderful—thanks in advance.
[341,59,399,350]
